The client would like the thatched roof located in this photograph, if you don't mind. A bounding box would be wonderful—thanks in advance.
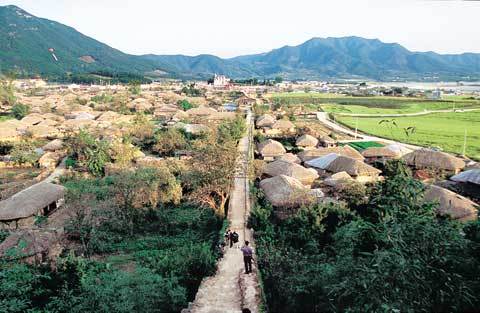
[96,111,121,122]
[21,114,43,125]
[451,169,480,186]
[257,139,286,157]
[0,230,61,260]
[319,135,336,144]
[325,156,381,177]
[324,171,354,187]
[187,106,218,116]
[263,160,319,185]
[385,144,412,157]
[27,124,59,139]
[424,185,478,221]
[362,147,400,158]
[403,149,465,171]
[259,175,308,207]
[277,153,301,164]
[298,146,364,162]
[42,139,64,152]
[272,119,295,131]
[0,121,20,141]
[0,182,65,221]
[256,114,276,128]
[209,112,237,121]
[296,134,319,148]
[172,111,189,120]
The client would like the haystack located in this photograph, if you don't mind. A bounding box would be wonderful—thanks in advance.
[451,169,480,186]
[263,160,319,185]
[296,134,319,148]
[256,114,276,128]
[259,175,308,207]
[424,185,478,221]
[257,139,286,159]
[403,149,465,173]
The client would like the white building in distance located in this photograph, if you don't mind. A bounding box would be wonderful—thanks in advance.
[213,74,230,87]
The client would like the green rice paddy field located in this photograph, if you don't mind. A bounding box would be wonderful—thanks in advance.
[337,112,480,160]
[272,93,480,160]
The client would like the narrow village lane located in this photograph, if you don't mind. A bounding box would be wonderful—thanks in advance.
[184,109,261,313]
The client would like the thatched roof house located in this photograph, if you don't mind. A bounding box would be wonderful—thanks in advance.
[309,155,380,183]
[451,169,480,186]
[384,144,412,157]
[403,149,465,173]
[0,120,21,142]
[259,175,308,207]
[362,146,401,164]
[256,114,276,128]
[186,106,218,117]
[42,139,64,152]
[296,134,319,148]
[257,139,286,160]
[272,119,295,132]
[424,185,478,221]
[324,171,354,188]
[298,146,364,162]
[263,160,319,185]
[362,147,400,159]
[319,135,336,148]
[326,156,381,177]
[237,95,256,106]
[277,153,301,164]
[0,182,65,228]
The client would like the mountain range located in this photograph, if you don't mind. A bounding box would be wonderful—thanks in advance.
[1,4,480,81]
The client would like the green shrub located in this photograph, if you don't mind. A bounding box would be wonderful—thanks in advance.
[10,141,39,165]
[12,103,30,120]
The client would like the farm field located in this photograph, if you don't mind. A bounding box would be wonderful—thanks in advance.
[271,92,480,114]
[337,111,480,160]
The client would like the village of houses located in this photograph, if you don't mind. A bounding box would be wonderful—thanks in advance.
[0,76,479,264]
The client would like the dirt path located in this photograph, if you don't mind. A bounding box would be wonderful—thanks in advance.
[184,109,261,313]
[317,112,422,150]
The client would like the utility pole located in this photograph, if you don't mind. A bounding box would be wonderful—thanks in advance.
[355,118,358,139]
[462,128,467,156]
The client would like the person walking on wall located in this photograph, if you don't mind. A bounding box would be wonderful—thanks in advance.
[241,241,254,274]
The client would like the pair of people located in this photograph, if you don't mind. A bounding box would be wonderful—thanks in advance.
[224,229,239,248]
[224,230,254,274]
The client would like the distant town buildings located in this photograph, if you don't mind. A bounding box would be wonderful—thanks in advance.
[213,74,230,87]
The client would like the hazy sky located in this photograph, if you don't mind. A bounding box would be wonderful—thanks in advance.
[1,0,479,57]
